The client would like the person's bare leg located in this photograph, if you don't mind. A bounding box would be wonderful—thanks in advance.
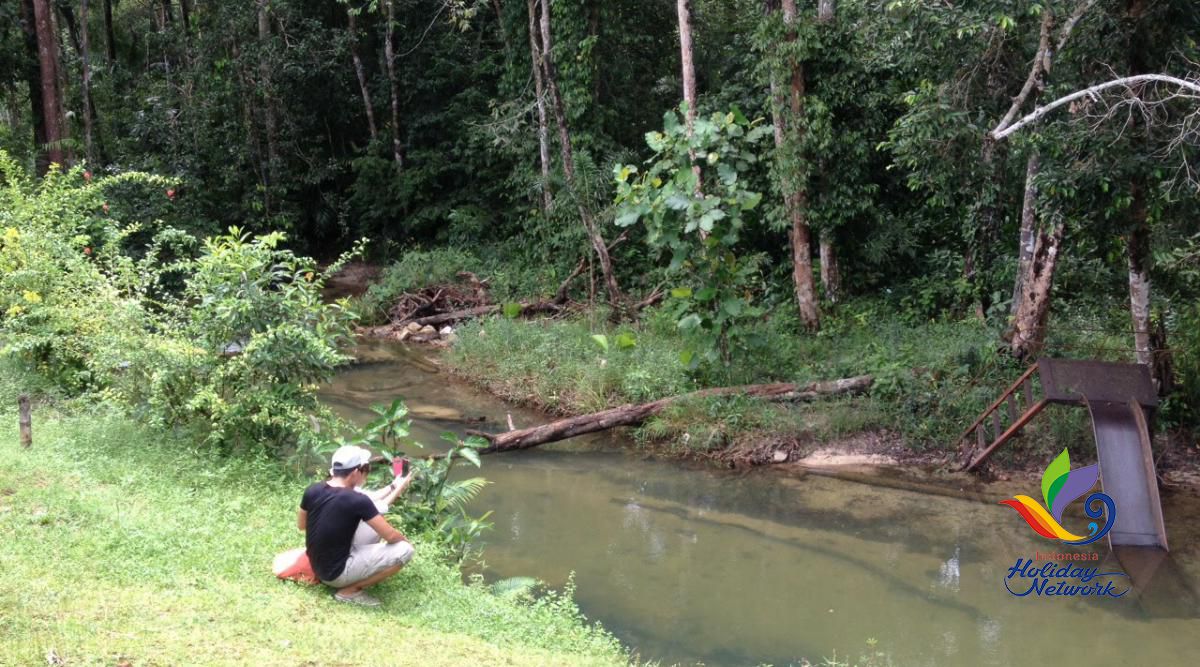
[336,563,404,597]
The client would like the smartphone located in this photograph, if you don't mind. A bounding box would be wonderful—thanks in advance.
[392,454,410,477]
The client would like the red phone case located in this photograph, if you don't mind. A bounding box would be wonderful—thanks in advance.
[392,458,407,476]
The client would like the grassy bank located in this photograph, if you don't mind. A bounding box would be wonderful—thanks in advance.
[0,394,626,665]
[443,301,1100,466]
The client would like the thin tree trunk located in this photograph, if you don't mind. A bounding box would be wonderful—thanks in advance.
[1126,189,1154,372]
[817,0,836,22]
[79,0,94,164]
[527,0,552,213]
[676,0,702,193]
[20,0,49,175]
[180,0,191,34]
[1008,217,1064,359]
[160,0,173,24]
[32,0,67,170]
[102,0,114,64]
[815,0,838,303]
[819,229,839,303]
[347,8,378,141]
[538,0,623,309]
[257,0,278,188]
[384,0,403,168]
[778,0,819,330]
[1009,153,1040,316]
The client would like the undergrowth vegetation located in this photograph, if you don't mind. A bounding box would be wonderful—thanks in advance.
[445,297,1121,463]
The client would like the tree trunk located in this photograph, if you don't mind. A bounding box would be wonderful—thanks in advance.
[257,0,279,188]
[160,0,173,24]
[1009,153,1040,318]
[384,0,403,168]
[814,0,838,303]
[1126,190,1154,372]
[78,0,94,164]
[538,0,623,309]
[817,0,836,23]
[527,0,552,213]
[819,229,839,303]
[346,8,378,141]
[676,0,702,192]
[467,375,874,453]
[780,0,819,330]
[180,0,192,34]
[102,0,114,64]
[19,0,49,175]
[32,0,67,170]
[1007,217,1064,359]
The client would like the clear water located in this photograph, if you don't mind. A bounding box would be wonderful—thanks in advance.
[322,340,1200,667]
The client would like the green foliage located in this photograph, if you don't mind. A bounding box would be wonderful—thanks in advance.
[615,106,772,369]
[0,153,358,453]
[334,398,493,559]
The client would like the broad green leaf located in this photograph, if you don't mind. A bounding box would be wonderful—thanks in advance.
[457,447,482,468]
[614,332,637,349]
[677,313,701,332]
[615,209,642,227]
[590,334,609,352]
[670,287,693,299]
[695,287,717,302]
[502,302,522,319]
[679,349,695,366]
[722,298,744,317]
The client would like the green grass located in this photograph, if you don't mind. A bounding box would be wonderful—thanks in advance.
[0,404,627,667]
[445,299,1102,459]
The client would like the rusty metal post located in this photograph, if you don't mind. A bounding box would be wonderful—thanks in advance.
[18,395,31,448]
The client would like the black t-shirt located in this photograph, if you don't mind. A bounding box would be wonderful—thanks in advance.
[300,482,380,582]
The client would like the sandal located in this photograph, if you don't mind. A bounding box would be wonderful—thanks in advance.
[334,590,381,607]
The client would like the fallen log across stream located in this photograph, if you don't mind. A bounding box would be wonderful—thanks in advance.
[463,375,874,454]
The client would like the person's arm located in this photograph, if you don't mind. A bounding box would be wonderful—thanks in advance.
[297,509,307,531]
[365,514,407,544]
[379,470,415,506]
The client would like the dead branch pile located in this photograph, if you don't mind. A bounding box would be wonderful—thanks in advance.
[386,272,492,325]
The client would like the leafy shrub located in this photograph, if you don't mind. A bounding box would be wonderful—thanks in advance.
[0,152,358,454]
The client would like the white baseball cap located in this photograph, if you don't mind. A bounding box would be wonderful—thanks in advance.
[330,445,372,473]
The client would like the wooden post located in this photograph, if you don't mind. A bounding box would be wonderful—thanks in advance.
[18,395,32,448]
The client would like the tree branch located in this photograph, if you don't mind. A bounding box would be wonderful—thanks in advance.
[991,74,1200,141]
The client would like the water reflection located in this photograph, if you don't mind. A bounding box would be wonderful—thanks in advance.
[322,340,1200,667]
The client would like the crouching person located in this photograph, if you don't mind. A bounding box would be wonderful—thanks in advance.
[298,445,415,606]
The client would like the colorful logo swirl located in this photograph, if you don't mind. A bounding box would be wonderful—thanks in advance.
[1000,449,1116,546]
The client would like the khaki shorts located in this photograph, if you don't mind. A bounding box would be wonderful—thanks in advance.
[321,541,415,588]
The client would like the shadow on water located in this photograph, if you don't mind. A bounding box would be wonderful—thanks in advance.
[322,340,1200,667]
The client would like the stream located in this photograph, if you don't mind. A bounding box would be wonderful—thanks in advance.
[320,339,1200,667]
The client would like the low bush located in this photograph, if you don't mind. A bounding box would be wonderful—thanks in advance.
[0,151,358,455]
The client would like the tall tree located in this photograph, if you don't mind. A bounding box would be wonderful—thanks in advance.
[31,0,67,171]
[767,0,819,330]
[815,0,839,304]
[346,5,378,141]
[676,0,702,192]
[383,0,403,168]
[79,0,94,164]
[19,0,49,175]
[538,0,622,308]
[527,0,552,213]
[102,0,114,63]
[257,0,279,186]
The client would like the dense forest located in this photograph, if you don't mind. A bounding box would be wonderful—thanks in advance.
[2,0,1200,443]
